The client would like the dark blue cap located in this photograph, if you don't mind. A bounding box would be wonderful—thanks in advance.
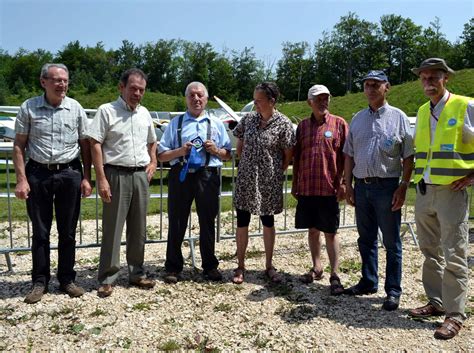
[362,70,388,82]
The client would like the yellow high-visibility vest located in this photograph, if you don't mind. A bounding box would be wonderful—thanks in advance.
[414,94,474,184]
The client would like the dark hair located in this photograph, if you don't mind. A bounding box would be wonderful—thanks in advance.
[255,82,280,102]
[120,68,148,86]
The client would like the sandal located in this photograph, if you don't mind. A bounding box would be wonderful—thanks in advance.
[265,266,282,284]
[434,317,462,340]
[329,274,344,295]
[300,268,324,284]
[232,267,245,285]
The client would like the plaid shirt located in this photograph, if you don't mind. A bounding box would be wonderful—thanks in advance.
[15,95,89,164]
[292,113,348,196]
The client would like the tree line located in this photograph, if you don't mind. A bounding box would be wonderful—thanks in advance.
[0,13,472,106]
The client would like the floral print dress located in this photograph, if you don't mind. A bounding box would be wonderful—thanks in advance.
[233,111,296,215]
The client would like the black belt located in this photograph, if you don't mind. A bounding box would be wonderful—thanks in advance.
[105,164,146,172]
[29,158,78,171]
[354,177,398,184]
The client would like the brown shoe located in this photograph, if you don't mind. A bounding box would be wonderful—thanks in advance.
[130,277,155,289]
[409,303,445,318]
[97,284,113,298]
[24,283,47,304]
[59,282,85,298]
[434,317,462,340]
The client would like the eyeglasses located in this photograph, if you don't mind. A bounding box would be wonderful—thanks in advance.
[45,77,69,85]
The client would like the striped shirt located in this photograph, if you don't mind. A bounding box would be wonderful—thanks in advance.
[293,113,348,196]
[343,103,414,178]
[15,95,89,164]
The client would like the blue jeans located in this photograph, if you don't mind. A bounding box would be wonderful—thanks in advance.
[354,178,402,297]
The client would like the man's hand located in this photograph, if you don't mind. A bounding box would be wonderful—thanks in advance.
[81,178,93,198]
[204,140,219,156]
[182,141,193,156]
[345,185,355,206]
[451,175,473,191]
[145,162,157,182]
[97,177,112,203]
[336,184,346,202]
[391,183,407,211]
[15,180,30,200]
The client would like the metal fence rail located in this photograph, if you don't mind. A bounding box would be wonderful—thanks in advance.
[1,147,419,271]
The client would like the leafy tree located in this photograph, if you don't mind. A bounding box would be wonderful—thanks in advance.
[142,39,180,94]
[231,47,264,101]
[8,48,53,92]
[208,54,236,100]
[114,40,144,79]
[276,42,312,101]
[178,41,217,91]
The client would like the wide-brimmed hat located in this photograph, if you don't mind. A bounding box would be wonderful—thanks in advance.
[411,58,455,75]
[307,84,330,99]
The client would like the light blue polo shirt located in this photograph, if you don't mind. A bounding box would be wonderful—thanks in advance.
[158,111,232,167]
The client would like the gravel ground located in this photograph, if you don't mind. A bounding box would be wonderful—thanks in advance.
[0,208,473,351]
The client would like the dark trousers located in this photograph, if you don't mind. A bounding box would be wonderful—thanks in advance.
[354,178,402,297]
[165,166,220,273]
[26,159,82,286]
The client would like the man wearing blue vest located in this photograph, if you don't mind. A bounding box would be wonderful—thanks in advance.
[408,58,474,340]
[158,82,232,283]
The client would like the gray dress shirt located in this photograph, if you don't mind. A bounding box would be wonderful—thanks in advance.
[15,95,89,164]
[343,103,414,178]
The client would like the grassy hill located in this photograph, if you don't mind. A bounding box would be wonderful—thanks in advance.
[277,68,474,122]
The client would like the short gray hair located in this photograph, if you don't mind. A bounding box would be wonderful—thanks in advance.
[40,63,69,79]
[185,81,208,97]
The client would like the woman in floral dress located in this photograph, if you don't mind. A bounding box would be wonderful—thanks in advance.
[232,82,296,284]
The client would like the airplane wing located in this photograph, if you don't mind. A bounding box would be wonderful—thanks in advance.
[214,96,241,122]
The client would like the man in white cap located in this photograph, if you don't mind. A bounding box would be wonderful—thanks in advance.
[292,84,348,295]
[343,70,414,311]
[408,58,474,339]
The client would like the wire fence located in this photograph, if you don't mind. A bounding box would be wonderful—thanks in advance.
[0,147,420,271]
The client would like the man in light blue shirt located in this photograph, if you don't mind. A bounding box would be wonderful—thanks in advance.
[158,81,232,283]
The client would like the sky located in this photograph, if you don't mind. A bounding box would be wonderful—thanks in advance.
[0,0,473,63]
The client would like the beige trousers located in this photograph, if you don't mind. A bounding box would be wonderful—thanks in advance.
[98,167,150,285]
[415,184,469,322]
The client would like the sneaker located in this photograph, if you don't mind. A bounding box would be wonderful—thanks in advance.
[203,268,223,282]
[59,282,85,298]
[24,283,47,304]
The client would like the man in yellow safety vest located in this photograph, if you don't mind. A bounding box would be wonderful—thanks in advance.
[408,58,474,340]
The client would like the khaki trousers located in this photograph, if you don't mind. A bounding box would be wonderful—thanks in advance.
[415,184,469,322]
[98,167,149,285]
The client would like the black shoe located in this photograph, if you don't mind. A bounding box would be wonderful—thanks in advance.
[382,295,400,311]
[164,272,180,284]
[343,284,377,296]
[203,268,223,282]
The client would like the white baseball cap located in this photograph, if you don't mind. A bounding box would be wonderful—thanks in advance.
[307,85,330,99]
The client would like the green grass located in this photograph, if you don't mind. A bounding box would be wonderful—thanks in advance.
[277,68,474,121]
